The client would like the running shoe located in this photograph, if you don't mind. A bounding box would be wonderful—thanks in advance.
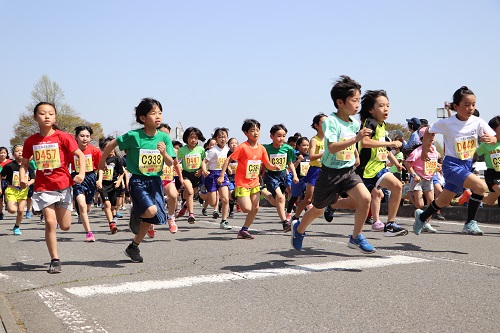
[324,206,336,223]
[282,220,291,232]
[85,232,95,242]
[365,216,374,225]
[462,220,484,235]
[433,211,446,220]
[413,209,425,235]
[286,212,292,221]
[422,223,437,233]
[202,208,208,216]
[347,234,376,254]
[176,205,187,217]
[371,220,385,231]
[77,216,82,224]
[48,259,62,274]
[236,205,241,212]
[112,216,118,223]
[168,216,178,234]
[116,212,123,218]
[229,211,235,218]
[147,224,155,238]
[237,229,254,239]
[220,220,232,230]
[212,210,219,219]
[125,244,143,262]
[129,210,142,235]
[25,211,31,219]
[13,226,22,236]
[383,222,408,236]
[291,220,305,251]
[187,213,196,224]
[109,222,118,234]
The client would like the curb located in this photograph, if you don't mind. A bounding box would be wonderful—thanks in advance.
[0,295,20,333]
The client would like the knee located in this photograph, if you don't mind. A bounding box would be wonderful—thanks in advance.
[142,206,158,218]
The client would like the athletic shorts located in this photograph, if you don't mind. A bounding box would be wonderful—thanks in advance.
[72,172,97,204]
[129,174,166,225]
[484,168,500,192]
[0,179,7,198]
[442,156,473,194]
[362,168,391,192]
[312,166,362,209]
[182,170,202,188]
[27,184,34,198]
[235,186,260,198]
[409,176,433,192]
[302,166,320,186]
[264,170,287,198]
[32,187,73,212]
[205,170,230,192]
[286,172,293,187]
[5,186,28,202]
[98,183,119,207]
[291,178,307,197]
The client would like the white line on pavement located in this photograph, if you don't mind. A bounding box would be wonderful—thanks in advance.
[37,289,108,332]
[65,255,430,298]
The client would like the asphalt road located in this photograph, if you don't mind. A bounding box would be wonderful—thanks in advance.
[0,203,499,333]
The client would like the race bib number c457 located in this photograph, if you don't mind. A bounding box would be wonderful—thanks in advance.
[246,160,261,179]
[184,153,201,170]
[74,154,93,173]
[269,153,287,171]
[139,149,163,174]
[455,136,477,160]
[33,143,61,170]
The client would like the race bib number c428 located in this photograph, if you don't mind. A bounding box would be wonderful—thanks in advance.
[138,149,163,174]
[184,153,201,170]
[33,143,61,170]
[246,160,261,179]
[455,136,477,160]
[269,153,287,171]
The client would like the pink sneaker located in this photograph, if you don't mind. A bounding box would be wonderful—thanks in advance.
[286,212,292,221]
[187,213,196,224]
[168,216,178,234]
[371,221,385,232]
[176,205,187,217]
[147,224,155,238]
[85,232,95,242]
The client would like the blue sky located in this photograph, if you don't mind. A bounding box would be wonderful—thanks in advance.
[1,0,499,147]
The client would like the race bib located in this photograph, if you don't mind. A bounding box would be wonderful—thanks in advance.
[336,134,355,161]
[216,156,227,170]
[375,137,388,162]
[12,171,21,187]
[184,153,201,170]
[74,154,93,173]
[161,164,174,181]
[246,160,261,179]
[138,149,163,174]
[455,136,477,160]
[299,161,310,177]
[228,162,238,174]
[424,158,438,176]
[33,143,61,170]
[103,165,114,181]
[270,153,287,170]
[490,152,500,172]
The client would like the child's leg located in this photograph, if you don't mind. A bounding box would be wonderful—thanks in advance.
[379,174,402,222]
[218,186,229,220]
[296,206,323,234]
[15,200,26,227]
[463,174,487,223]
[238,193,260,229]
[412,190,424,209]
[75,194,92,233]
[43,204,72,260]
[346,183,371,238]
[293,183,314,218]
[273,187,287,222]
[205,190,218,208]
[182,180,195,213]
[370,188,383,222]
[483,184,500,205]
[164,184,178,216]
[7,199,17,214]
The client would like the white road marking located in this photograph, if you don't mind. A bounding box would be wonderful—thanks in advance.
[0,273,8,279]
[37,289,108,332]
[65,255,429,298]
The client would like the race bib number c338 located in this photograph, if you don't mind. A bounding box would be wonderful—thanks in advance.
[139,149,163,174]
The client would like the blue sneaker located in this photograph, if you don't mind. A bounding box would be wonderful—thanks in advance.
[13,226,22,236]
[413,209,425,235]
[462,220,484,235]
[291,220,305,251]
[25,211,31,219]
[116,212,123,218]
[348,234,376,254]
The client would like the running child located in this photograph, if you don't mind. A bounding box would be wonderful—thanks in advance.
[290,114,327,222]
[175,127,206,223]
[0,145,35,235]
[476,116,500,206]
[291,75,375,253]
[19,102,86,273]
[218,119,279,239]
[414,87,496,235]
[70,125,102,242]
[0,147,12,220]
[99,97,176,262]
[261,124,299,232]
[286,136,309,221]
[226,138,239,217]
[201,127,232,230]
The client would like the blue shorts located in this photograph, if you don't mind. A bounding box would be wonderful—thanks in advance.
[302,166,320,186]
[72,172,97,204]
[129,174,166,225]
[442,156,472,194]
[362,168,391,192]
[286,172,293,186]
[264,170,287,198]
[205,170,230,192]
[291,178,307,197]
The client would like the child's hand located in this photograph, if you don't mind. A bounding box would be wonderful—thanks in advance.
[202,170,210,177]
[391,140,402,148]
[217,175,224,185]
[356,128,372,142]
[73,174,84,184]
[157,142,166,154]
[98,159,106,171]
[479,132,496,144]
[293,176,299,184]
[297,155,304,162]
[96,180,102,189]
[273,164,280,171]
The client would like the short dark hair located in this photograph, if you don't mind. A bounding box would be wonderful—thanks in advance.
[158,123,171,131]
[135,98,162,124]
[182,127,206,144]
[75,125,93,136]
[452,86,474,109]
[311,113,327,130]
[242,119,260,132]
[212,127,229,139]
[99,136,115,150]
[488,116,500,131]
[330,75,362,109]
[270,124,287,135]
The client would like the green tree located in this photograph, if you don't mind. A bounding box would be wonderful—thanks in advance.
[10,75,104,147]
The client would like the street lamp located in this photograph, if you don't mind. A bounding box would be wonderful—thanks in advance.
[436,107,448,119]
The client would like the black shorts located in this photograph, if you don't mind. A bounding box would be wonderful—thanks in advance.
[182,170,202,187]
[311,166,362,209]
[484,168,500,192]
[99,183,119,207]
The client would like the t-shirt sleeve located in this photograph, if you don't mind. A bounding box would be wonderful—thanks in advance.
[324,117,339,143]
[0,164,9,177]
[478,118,496,137]
[28,165,36,179]
[162,133,176,158]
[364,119,378,137]
[22,136,34,159]
[93,147,102,170]
[116,132,131,151]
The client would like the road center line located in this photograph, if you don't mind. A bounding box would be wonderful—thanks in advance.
[65,255,430,298]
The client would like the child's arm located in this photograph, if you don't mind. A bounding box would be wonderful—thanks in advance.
[99,139,118,170]
[217,157,232,185]
[115,172,125,189]
[308,137,322,161]
[387,152,403,172]
[73,149,86,184]
[354,149,360,167]
[157,142,174,167]
[404,160,420,182]
[328,127,372,154]
[288,161,299,184]
[420,129,432,161]
[19,158,30,189]
[96,169,104,189]
[201,159,210,177]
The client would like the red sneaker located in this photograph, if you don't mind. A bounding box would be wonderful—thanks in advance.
[109,222,118,234]
[147,224,155,238]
